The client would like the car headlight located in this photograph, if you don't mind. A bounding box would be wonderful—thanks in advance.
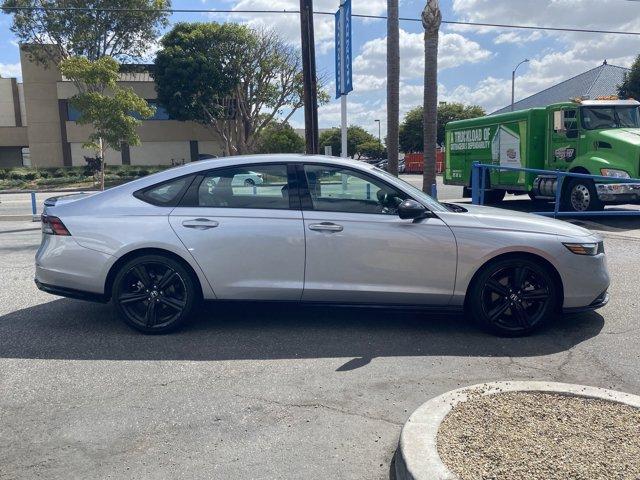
[563,241,604,256]
[600,168,630,178]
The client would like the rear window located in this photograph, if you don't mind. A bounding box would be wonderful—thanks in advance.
[135,176,192,206]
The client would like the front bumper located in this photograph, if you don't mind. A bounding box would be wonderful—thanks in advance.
[596,182,640,202]
[563,290,609,314]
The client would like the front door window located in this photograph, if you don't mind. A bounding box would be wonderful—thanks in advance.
[302,165,406,215]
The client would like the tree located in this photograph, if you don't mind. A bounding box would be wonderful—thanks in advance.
[421,0,441,193]
[618,55,640,99]
[387,0,400,176]
[399,103,485,152]
[319,126,377,158]
[154,23,323,156]
[2,0,170,64]
[255,121,305,154]
[60,56,153,189]
[357,141,386,160]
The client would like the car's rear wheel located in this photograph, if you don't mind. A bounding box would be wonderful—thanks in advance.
[113,254,197,334]
[244,178,255,187]
[467,257,558,336]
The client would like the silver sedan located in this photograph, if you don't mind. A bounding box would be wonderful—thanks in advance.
[35,154,610,336]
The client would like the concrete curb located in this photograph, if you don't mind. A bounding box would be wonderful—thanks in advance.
[395,381,640,480]
[0,215,39,222]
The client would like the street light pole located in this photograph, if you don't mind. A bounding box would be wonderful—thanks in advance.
[374,119,381,145]
[511,58,529,112]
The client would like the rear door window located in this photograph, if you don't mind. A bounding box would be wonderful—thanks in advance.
[196,164,291,210]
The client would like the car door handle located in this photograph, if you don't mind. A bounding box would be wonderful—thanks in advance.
[182,218,219,230]
[308,222,343,232]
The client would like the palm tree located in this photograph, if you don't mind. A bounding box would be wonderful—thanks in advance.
[422,0,441,193]
[386,0,400,176]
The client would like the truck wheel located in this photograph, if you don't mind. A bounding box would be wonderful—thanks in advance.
[484,189,506,204]
[562,178,603,212]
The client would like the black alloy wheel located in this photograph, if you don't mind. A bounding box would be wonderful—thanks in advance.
[468,258,558,336]
[113,254,197,333]
[244,178,255,187]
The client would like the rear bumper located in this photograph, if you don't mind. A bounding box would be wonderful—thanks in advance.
[35,279,109,303]
[596,182,640,202]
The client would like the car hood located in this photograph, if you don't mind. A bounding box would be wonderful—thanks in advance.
[439,204,595,238]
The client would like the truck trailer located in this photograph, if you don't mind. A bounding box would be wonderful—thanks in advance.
[444,98,640,212]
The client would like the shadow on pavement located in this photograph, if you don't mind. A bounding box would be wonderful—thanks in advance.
[0,298,604,365]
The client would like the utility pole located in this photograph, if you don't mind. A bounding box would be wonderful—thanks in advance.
[374,119,381,145]
[300,0,319,154]
[339,0,347,158]
[387,0,400,176]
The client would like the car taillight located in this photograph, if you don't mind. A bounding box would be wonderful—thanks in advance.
[41,215,71,236]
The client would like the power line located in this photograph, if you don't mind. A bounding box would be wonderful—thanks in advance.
[3,5,640,36]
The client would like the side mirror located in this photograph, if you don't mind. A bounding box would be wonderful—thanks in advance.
[398,199,428,220]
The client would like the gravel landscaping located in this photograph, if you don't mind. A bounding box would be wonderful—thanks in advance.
[437,391,640,480]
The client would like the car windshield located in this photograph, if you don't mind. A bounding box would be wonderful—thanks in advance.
[581,106,640,130]
[372,167,452,212]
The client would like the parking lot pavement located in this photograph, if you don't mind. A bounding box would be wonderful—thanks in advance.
[1,220,639,480]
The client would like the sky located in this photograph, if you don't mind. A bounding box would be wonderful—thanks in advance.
[1,0,640,137]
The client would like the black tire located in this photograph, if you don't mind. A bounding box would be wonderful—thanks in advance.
[113,254,198,334]
[244,178,255,187]
[466,257,559,336]
[484,189,506,204]
[561,177,603,212]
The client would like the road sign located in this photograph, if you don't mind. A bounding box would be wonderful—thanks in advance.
[334,0,352,99]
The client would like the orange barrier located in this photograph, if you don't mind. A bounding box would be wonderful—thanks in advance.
[403,151,444,174]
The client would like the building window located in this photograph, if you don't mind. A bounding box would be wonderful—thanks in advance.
[67,100,171,121]
[67,104,81,121]
[134,100,171,120]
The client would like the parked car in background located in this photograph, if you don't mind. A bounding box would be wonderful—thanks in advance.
[36,154,609,336]
[377,158,406,173]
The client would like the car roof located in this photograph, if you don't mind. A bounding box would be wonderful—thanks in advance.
[141,154,374,183]
[186,154,371,171]
[91,154,379,197]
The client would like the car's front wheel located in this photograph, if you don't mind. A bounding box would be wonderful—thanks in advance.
[562,177,603,212]
[113,254,198,334]
[467,257,558,336]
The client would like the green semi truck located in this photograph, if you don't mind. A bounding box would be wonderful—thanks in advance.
[444,98,640,212]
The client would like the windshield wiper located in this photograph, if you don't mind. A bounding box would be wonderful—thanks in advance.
[442,202,468,213]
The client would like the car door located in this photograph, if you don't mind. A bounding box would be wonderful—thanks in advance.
[299,164,457,305]
[169,163,305,300]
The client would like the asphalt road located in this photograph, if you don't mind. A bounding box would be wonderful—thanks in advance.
[1,220,640,480]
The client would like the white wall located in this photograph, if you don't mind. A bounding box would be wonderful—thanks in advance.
[129,141,191,165]
[0,78,16,127]
[198,141,225,158]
